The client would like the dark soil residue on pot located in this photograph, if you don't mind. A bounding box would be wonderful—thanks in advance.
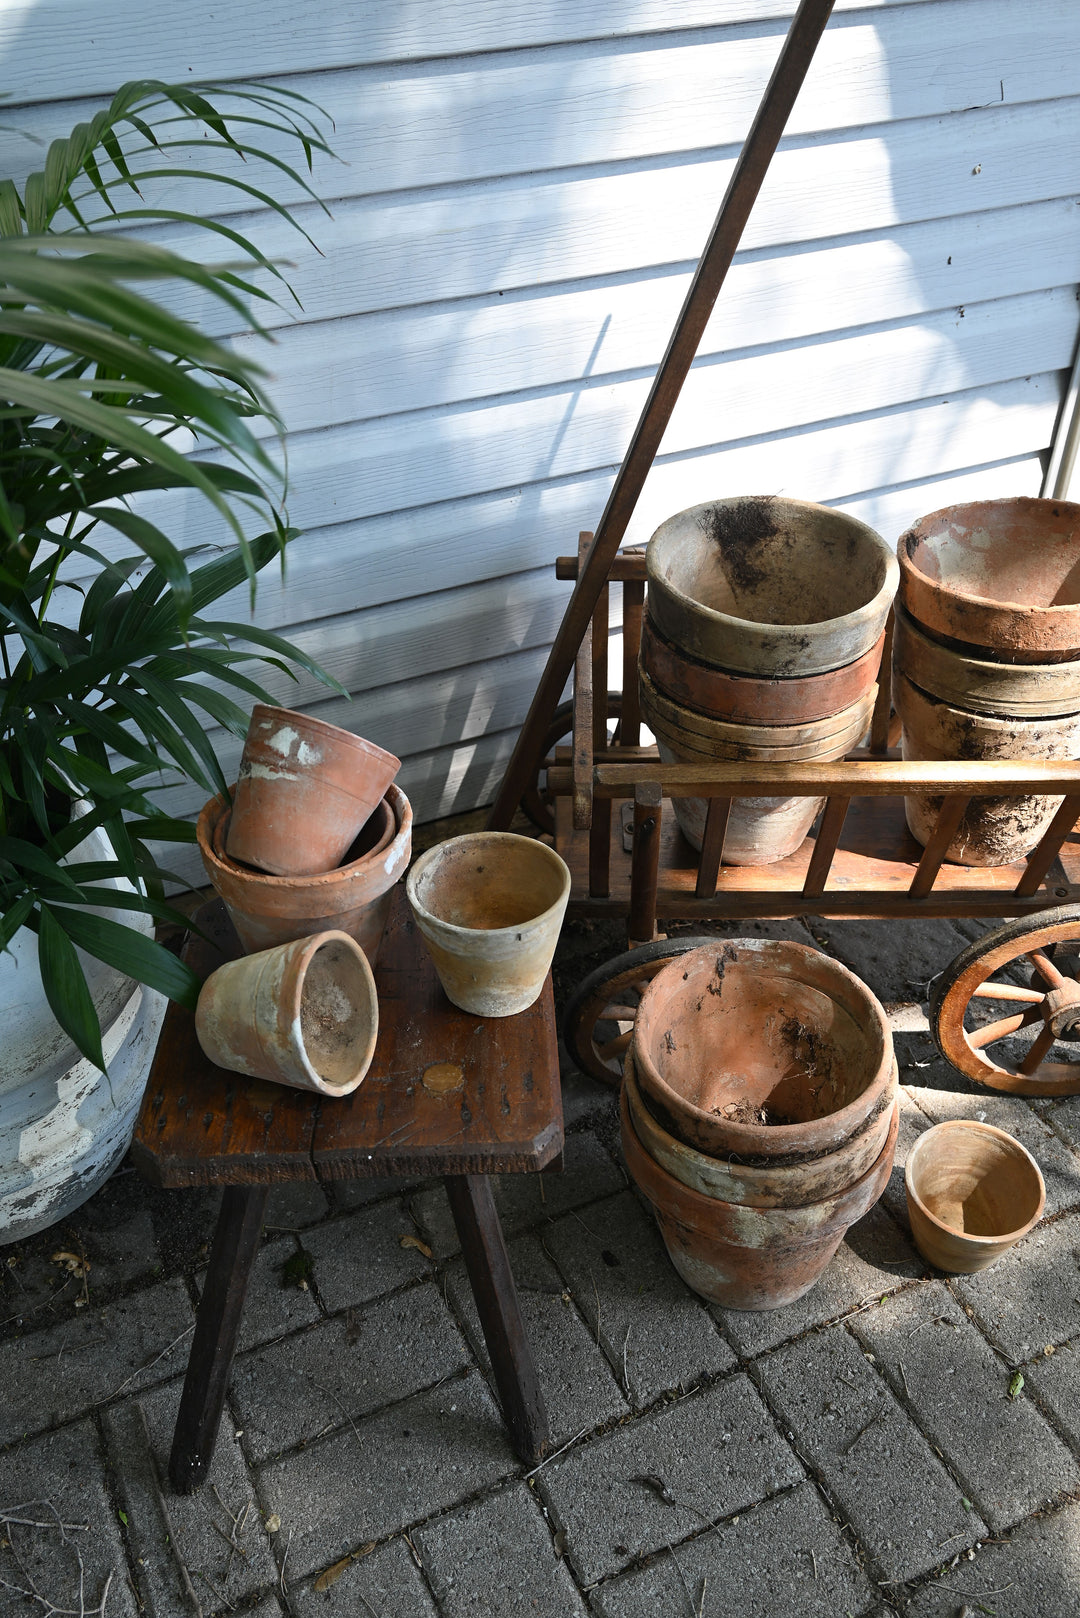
[697,496,780,595]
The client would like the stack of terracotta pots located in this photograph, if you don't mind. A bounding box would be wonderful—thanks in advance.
[642,496,898,862]
[619,939,898,1310]
[193,706,409,1095]
[894,497,1080,865]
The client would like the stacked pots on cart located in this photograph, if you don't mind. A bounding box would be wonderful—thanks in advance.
[895,497,1080,865]
[620,940,898,1310]
[642,496,897,862]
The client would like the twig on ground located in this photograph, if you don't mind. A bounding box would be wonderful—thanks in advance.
[134,1405,203,1617]
[279,1528,293,1596]
[110,1326,195,1400]
[842,1400,885,1456]
[524,1426,591,1478]
[666,1543,696,1617]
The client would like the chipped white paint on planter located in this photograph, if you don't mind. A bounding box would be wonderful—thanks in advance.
[0,821,166,1243]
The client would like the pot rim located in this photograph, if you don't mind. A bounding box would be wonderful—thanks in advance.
[286,929,379,1093]
[895,668,1080,731]
[646,496,899,657]
[633,939,894,1156]
[904,1119,1046,1248]
[198,782,412,894]
[406,832,571,940]
[897,497,1080,627]
[247,703,401,771]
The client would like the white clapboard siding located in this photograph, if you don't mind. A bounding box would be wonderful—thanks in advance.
[6,1,1080,839]
[2,3,1072,210]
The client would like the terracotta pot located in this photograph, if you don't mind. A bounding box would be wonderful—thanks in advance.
[645,496,897,677]
[640,609,885,726]
[197,783,412,964]
[406,833,570,1017]
[633,940,894,1160]
[893,603,1080,719]
[640,667,877,753]
[195,930,378,1095]
[621,1082,898,1309]
[904,1120,1045,1274]
[227,704,400,876]
[897,497,1080,662]
[647,683,876,865]
[623,1048,897,1207]
[895,670,1080,866]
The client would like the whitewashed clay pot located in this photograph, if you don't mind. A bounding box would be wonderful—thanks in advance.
[227,704,400,877]
[0,821,166,1243]
[196,931,378,1095]
[406,833,571,1016]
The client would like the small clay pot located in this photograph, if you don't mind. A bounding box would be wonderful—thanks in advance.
[195,930,378,1095]
[623,1047,898,1207]
[895,670,1080,866]
[227,704,400,876]
[406,833,570,1017]
[904,1120,1045,1274]
[198,783,412,965]
[897,497,1080,661]
[640,610,885,725]
[633,940,894,1160]
[893,603,1080,718]
[645,496,898,677]
[621,1082,898,1309]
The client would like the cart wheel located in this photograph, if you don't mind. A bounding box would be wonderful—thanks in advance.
[562,935,715,1085]
[930,906,1080,1096]
[521,694,625,836]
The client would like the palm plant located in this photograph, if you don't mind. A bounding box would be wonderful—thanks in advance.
[0,80,340,1066]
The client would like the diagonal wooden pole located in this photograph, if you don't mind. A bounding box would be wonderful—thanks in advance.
[487,0,836,831]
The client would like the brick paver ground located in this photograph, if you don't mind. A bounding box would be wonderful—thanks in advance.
[4,907,1080,1616]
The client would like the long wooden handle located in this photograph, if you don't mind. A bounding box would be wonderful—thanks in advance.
[487,0,837,829]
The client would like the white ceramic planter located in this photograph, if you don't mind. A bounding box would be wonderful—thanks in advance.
[0,821,166,1243]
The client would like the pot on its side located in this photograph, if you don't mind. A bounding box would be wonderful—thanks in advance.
[198,783,412,964]
[227,704,400,877]
[196,931,378,1094]
[624,1048,898,1207]
[621,1083,898,1309]
[895,670,1080,866]
[633,941,894,1160]
[646,496,897,677]
[406,833,570,1017]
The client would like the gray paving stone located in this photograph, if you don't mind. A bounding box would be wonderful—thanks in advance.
[258,1374,515,1582]
[542,1190,735,1407]
[444,1233,627,1443]
[906,1085,1080,1217]
[330,1174,433,1212]
[1020,1337,1080,1449]
[104,1379,278,1617]
[537,1373,802,1586]
[410,1132,626,1260]
[415,1481,588,1617]
[0,1419,136,1617]
[74,1207,164,1295]
[230,1282,471,1461]
[0,1276,194,1444]
[805,917,970,1004]
[713,1204,923,1358]
[264,1180,330,1230]
[592,1480,874,1618]
[559,1067,619,1132]
[196,1236,320,1357]
[291,1537,437,1618]
[953,1210,1080,1362]
[850,1282,1080,1531]
[755,1323,985,1582]
[905,1497,1080,1618]
[299,1199,433,1314]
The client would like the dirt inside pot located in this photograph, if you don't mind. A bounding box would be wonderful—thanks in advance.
[299,940,374,1086]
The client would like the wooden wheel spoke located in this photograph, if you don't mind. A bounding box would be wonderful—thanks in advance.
[599,1003,639,1023]
[602,1030,634,1061]
[967,1004,1046,1050]
[971,981,1046,1005]
[1019,1022,1059,1076]
[1028,949,1067,989]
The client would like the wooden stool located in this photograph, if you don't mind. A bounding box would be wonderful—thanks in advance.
[132,891,562,1492]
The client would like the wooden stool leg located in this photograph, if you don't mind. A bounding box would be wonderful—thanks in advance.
[444,1173,551,1464]
[169,1185,269,1493]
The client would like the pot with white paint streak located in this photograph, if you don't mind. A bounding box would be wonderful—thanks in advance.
[196,931,378,1094]
[0,820,167,1243]
[226,704,400,877]
[198,783,412,964]
[406,833,570,1017]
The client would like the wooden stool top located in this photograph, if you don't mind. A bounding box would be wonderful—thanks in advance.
[132,890,563,1189]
